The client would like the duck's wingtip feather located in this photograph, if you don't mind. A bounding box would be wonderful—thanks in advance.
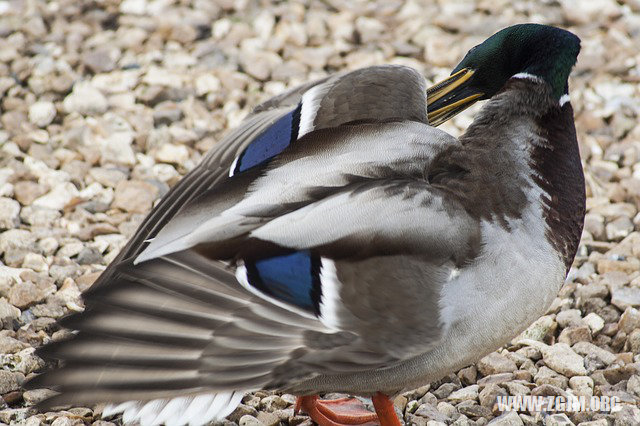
[102,392,245,426]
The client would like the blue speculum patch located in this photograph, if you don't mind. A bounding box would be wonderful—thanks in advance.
[232,103,302,174]
[245,250,321,315]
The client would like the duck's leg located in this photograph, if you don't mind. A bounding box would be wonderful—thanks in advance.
[371,393,402,426]
[295,393,401,426]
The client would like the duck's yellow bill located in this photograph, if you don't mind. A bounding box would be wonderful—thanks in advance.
[426,68,484,127]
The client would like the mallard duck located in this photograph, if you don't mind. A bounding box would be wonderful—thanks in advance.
[29,24,585,426]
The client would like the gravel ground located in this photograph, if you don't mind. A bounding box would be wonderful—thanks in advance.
[0,0,639,425]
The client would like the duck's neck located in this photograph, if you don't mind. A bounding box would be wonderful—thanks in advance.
[460,76,585,272]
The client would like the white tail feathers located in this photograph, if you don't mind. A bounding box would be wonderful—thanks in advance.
[103,392,244,426]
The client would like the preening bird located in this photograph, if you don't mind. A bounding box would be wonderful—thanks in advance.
[29,23,585,426]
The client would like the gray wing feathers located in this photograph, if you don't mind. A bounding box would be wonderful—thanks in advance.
[139,121,462,261]
[307,65,428,133]
[33,250,408,409]
[33,253,328,407]
[133,122,476,361]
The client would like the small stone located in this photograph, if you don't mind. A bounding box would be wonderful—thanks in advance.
[13,181,48,206]
[433,382,459,399]
[0,370,20,394]
[556,309,584,328]
[612,405,640,426]
[479,383,507,408]
[534,366,568,388]
[82,48,117,74]
[601,271,630,290]
[51,418,76,426]
[153,102,183,126]
[355,16,385,43]
[88,167,128,188]
[0,197,20,230]
[544,413,574,426]
[627,374,640,397]
[63,82,108,115]
[418,392,437,406]
[195,74,221,96]
[0,296,20,324]
[597,258,640,275]
[477,352,517,375]
[31,302,65,318]
[239,414,263,426]
[456,401,491,418]
[256,412,279,426]
[518,315,556,341]
[619,307,640,333]
[628,329,640,353]
[8,280,51,309]
[487,411,523,425]
[541,343,587,377]
[448,385,479,403]
[1,230,37,266]
[112,180,159,213]
[76,247,103,265]
[32,182,79,211]
[576,420,608,426]
[605,216,634,241]
[414,403,449,423]
[584,213,605,241]
[503,382,529,396]
[21,253,48,273]
[403,385,431,401]
[38,237,59,256]
[22,388,56,405]
[572,341,617,365]
[611,287,640,310]
[280,394,296,405]
[576,283,608,300]
[602,364,637,384]
[28,101,56,127]
[288,417,312,426]
[49,264,81,284]
[435,401,457,419]
[248,46,284,76]
[476,373,514,387]
[0,335,28,353]
[458,366,477,386]
[583,313,605,334]
[58,241,84,258]
[68,407,92,417]
[393,395,407,412]
[155,143,190,165]
[260,395,288,411]
[531,384,567,398]
[99,131,137,166]
[20,207,60,229]
[558,325,592,345]
[228,404,259,423]
[515,346,541,361]
[568,376,594,397]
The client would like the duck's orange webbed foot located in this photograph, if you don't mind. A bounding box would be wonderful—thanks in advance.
[295,393,402,426]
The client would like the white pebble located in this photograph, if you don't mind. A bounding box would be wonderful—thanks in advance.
[28,101,56,127]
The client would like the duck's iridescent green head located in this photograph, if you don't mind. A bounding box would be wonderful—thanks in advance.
[427,24,581,126]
